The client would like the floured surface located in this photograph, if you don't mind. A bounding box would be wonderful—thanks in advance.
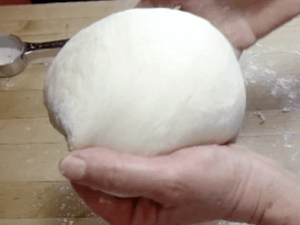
[0,2,300,225]
[241,44,300,112]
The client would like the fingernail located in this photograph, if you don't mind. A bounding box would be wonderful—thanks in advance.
[59,155,86,180]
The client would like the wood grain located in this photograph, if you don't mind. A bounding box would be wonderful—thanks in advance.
[0,18,98,40]
[0,90,46,119]
[0,1,139,43]
[241,110,300,136]
[0,118,64,144]
[0,65,46,91]
[0,181,91,219]
[0,3,141,223]
[0,1,140,21]
[1,1,300,225]
[0,144,67,182]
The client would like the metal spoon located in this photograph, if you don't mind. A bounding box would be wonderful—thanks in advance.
[0,34,68,78]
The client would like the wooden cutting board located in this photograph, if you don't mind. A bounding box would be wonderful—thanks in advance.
[0,1,300,225]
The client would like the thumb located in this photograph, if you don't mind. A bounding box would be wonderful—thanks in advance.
[59,147,172,204]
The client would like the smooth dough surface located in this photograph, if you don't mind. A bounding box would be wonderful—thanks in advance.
[44,8,246,156]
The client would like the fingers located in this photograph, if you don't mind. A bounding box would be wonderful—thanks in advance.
[60,147,173,204]
[71,182,133,224]
[71,182,160,225]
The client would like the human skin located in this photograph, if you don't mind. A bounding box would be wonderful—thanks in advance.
[60,145,300,225]
[139,0,300,55]
[59,0,300,224]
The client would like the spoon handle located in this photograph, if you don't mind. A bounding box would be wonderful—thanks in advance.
[24,39,69,64]
[25,39,69,52]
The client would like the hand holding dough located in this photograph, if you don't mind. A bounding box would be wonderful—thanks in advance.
[44,8,246,156]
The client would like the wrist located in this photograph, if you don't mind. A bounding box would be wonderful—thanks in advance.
[224,152,300,225]
[255,170,300,225]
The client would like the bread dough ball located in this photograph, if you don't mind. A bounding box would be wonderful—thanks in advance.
[44,8,246,156]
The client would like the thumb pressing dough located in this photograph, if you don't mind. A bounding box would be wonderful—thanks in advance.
[44,8,246,157]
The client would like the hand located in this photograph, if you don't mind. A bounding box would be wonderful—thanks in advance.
[139,0,300,53]
[59,144,282,225]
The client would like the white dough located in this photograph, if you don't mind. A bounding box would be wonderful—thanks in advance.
[44,8,246,156]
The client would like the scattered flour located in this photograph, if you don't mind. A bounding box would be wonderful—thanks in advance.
[241,44,300,112]
[283,132,293,142]
[0,47,20,65]
[253,111,266,124]
[0,78,14,88]
[289,151,300,162]
[282,107,291,113]
[285,144,293,149]
[26,159,33,163]
[60,203,66,210]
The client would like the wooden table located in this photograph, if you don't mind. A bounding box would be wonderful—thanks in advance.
[0,1,300,225]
